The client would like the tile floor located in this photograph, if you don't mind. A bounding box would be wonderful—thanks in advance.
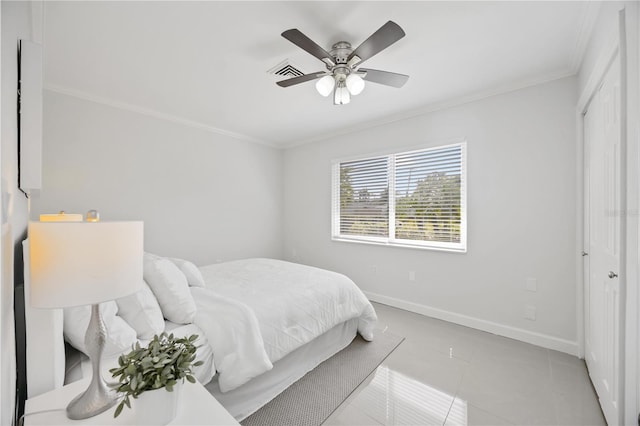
[323,303,606,426]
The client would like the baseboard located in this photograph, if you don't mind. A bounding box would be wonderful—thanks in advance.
[365,291,580,356]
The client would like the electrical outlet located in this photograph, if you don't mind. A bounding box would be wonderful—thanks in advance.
[526,277,537,292]
[409,271,416,281]
[525,305,537,321]
[371,265,378,274]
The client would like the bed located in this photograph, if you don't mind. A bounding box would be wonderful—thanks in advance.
[24,246,377,421]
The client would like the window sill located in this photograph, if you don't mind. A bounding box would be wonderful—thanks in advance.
[331,236,467,253]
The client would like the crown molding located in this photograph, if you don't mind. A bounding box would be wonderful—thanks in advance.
[44,84,279,148]
[47,67,577,152]
[282,69,577,149]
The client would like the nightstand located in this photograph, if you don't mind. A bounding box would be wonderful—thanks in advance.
[23,379,239,425]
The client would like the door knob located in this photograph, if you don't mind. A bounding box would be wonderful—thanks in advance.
[581,251,588,256]
[608,271,618,279]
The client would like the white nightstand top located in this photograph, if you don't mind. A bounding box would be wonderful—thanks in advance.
[24,379,239,425]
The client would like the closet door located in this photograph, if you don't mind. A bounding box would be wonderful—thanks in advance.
[584,53,622,426]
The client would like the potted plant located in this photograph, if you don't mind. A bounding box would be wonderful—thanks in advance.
[110,332,203,424]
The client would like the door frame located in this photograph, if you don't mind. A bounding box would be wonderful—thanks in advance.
[624,3,640,424]
[576,17,620,362]
[576,5,640,425]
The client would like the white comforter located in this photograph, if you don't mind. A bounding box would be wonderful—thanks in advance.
[192,258,377,392]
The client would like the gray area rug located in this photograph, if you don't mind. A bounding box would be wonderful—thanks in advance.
[241,331,404,426]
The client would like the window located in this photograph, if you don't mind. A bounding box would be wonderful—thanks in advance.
[332,142,466,252]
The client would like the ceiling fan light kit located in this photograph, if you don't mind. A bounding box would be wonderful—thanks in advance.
[315,75,335,97]
[334,81,351,105]
[345,74,365,96]
[277,21,409,105]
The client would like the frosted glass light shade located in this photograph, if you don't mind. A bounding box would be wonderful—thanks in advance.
[346,74,365,95]
[315,75,335,97]
[334,85,350,105]
[29,221,144,308]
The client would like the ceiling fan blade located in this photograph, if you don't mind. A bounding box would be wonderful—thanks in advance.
[359,68,409,88]
[348,21,405,66]
[281,29,335,67]
[276,71,328,88]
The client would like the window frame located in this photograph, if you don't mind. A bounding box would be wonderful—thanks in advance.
[331,141,467,253]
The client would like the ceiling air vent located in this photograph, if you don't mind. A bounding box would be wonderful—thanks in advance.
[267,60,305,78]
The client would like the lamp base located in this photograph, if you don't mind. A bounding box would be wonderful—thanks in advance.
[66,378,118,420]
[66,303,119,420]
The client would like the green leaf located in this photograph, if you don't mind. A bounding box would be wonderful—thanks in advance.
[114,401,124,418]
[186,375,196,383]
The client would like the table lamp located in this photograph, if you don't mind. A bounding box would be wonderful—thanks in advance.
[28,220,143,419]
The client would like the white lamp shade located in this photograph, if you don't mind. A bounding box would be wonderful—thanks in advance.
[29,221,144,308]
[315,75,335,97]
[346,74,365,95]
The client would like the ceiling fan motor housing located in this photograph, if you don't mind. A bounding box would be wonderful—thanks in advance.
[330,41,353,66]
[330,42,356,83]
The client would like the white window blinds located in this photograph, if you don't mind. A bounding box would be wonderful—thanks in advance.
[338,156,389,238]
[332,142,466,252]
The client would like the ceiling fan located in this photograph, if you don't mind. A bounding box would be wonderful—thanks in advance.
[277,21,409,105]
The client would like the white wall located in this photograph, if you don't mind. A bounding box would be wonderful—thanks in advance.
[33,91,283,265]
[283,77,578,353]
[2,1,34,423]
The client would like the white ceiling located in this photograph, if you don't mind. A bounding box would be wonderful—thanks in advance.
[42,1,598,148]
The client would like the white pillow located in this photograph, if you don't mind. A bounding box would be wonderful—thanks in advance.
[170,257,206,288]
[63,301,137,357]
[144,254,197,324]
[116,282,165,339]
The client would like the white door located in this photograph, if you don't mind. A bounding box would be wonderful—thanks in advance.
[584,53,623,426]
